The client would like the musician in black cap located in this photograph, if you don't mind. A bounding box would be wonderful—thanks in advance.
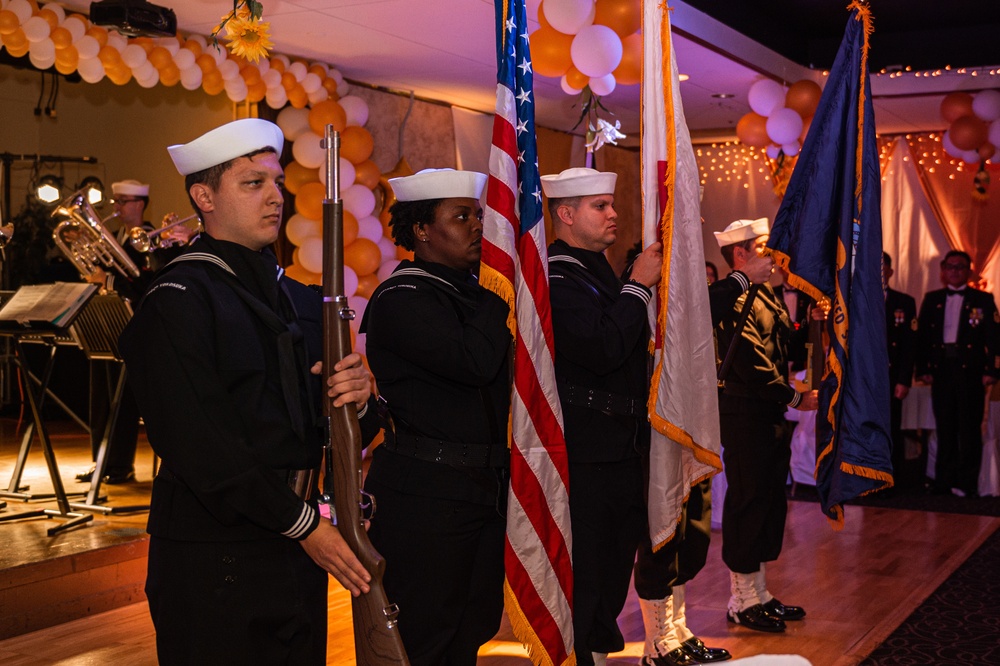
[363,168,512,665]
[121,118,376,665]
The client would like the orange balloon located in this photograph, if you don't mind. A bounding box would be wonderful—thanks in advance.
[565,65,589,90]
[344,238,381,277]
[531,27,574,78]
[99,44,122,66]
[950,115,988,151]
[594,0,641,38]
[396,245,414,261]
[979,142,996,162]
[269,57,285,73]
[341,127,375,165]
[354,160,381,190]
[148,46,172,70]
[295,182,325,219]
[6,42,29,58]
[537,2,551,30]
[322,76,338,97]
[247,80,268,103]
[203,69,223,88]
[50,27,72,49]
[355,273,381,299]
[203,77,225,96]
[288,84,309,109]
[240,65,261,86]
[613,33,641,85]
[281,71,297,91]
[86,26,109,47]
[0,10,19,36]
[38,8,60,29]
[785,80,822,119]
[55,58,78,76]
[308,100,347,134]
[160,64,181,86]
[343,211,360,246]
[941,92,974,124]
[284,161,320,195]
[799,116,813,144]
[284,262,322,286]
[133,37,154,54]
[196,53,217,73]
[736,112,770,148]
[183,39,202,56]
[107,66,132,85]
[2,27,27,49]
[309,63,327,78]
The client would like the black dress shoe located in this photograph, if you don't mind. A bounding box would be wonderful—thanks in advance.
[726,604,786,632]
[681,636,732,662]
[642,646,698,666]
[104,469,137,484]
[762,598,806,621]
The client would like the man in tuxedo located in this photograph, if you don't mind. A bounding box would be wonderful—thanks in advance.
[916,250,1000,497]
[882,252,917,490]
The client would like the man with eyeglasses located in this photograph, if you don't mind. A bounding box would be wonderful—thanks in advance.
[916,250,1000,497]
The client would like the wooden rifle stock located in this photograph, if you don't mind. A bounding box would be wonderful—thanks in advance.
[321,125,410,665]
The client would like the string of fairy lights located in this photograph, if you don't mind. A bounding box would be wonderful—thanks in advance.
[695,133,990,189]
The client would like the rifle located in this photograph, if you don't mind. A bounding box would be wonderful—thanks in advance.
[321,125,410,665]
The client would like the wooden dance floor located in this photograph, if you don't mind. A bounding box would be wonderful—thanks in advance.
[0,416,997,665]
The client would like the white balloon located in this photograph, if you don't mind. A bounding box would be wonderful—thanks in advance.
[307,87,330,105]
[74,35,100,60]
[180,66,203,90]
[272,53,291,69]
[28,39,55,59]
[173,48,195,70]
[343,266,359,298]
[262,68,282,87]
[353,332,366,356]
[377,259,400,282]
[121,43,148,69]
[962,149,982,165]
[6,0,34,24]
[972,89,1000,123]
[225,79,248,102]
[941,131,962,158]
[748,79,786,117]
[347,296,368,333]
[589,73,616,97]
[256,58,270,74]
[277,107,311,142]
[339,95,369,126]
[338,81,351,95]
[318,158,356,191]
[265,87,288,110]
[136,67,160,88]
[133,60,155,80]
[782,141,801,157]
[989,120,1000,151]
[63,16,87,43]
[29,52,55,70]
[77,57,105,83]
[24,17,52,43]
[765,144,782,159]
[301,72,322,93]
[766,108,804,145]
[570,25,622,78]
[377,236,397,264]
[329,68,345,86]
[344,185,376,218]
[210,44,228,65]
[357,215,383,241]
[44,3,66,22]
[544,0,595,35]
[107,33,127,52]
[298,237,324,273]
[188,34,208,49]
[285,214,321,245]
[292,132,325,169]
[288,61,307,81]
[218,58,240,81]
[155,37,180,55]
[561,75,583,95]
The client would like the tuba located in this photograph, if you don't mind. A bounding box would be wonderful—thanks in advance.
[52,188,140,280]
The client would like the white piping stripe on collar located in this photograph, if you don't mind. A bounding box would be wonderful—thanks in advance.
[168,252,236,275]
[389,267,460,292]
[548,254,585,268]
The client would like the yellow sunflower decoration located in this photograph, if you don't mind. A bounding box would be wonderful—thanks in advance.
[213,0,273,63]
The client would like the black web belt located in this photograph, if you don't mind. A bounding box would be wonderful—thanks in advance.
[558,381,644,418]
[383,428,509,468]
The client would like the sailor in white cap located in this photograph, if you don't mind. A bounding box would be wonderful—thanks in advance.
[714,217,817,635]
[361,168,513,663]
[119,118,377,665]
[539,167,661,666]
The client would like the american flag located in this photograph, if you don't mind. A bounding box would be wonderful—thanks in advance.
[480,0,574,664]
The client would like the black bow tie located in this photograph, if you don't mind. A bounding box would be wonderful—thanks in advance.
[947,290,965,297]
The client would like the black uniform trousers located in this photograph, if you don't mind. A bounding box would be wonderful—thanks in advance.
[365,480,506,666]
[931,361,986,495]
[146,535,327,666]
[633,479,712,599]
[720,411,790,574]
[571,458,646,663]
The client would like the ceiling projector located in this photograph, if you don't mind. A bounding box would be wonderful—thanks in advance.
[89,0,177,38]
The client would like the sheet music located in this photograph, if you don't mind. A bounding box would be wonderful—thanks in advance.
[0,283,98,327]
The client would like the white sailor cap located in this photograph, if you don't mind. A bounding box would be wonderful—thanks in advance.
[167,118,285,176]
[540,167,617,198]
[389,168,487,202]
[714,218,770,247]
[111,179,149,197]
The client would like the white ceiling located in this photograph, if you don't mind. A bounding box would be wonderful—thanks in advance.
[62,0,999,141]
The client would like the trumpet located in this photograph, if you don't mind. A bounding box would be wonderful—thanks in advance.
[129,213,202,252]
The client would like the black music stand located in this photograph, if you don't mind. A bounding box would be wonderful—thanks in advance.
[0,283,98,535]
[66,293,147,515]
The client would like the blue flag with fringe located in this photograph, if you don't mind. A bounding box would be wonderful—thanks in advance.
[767,1,893,527]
